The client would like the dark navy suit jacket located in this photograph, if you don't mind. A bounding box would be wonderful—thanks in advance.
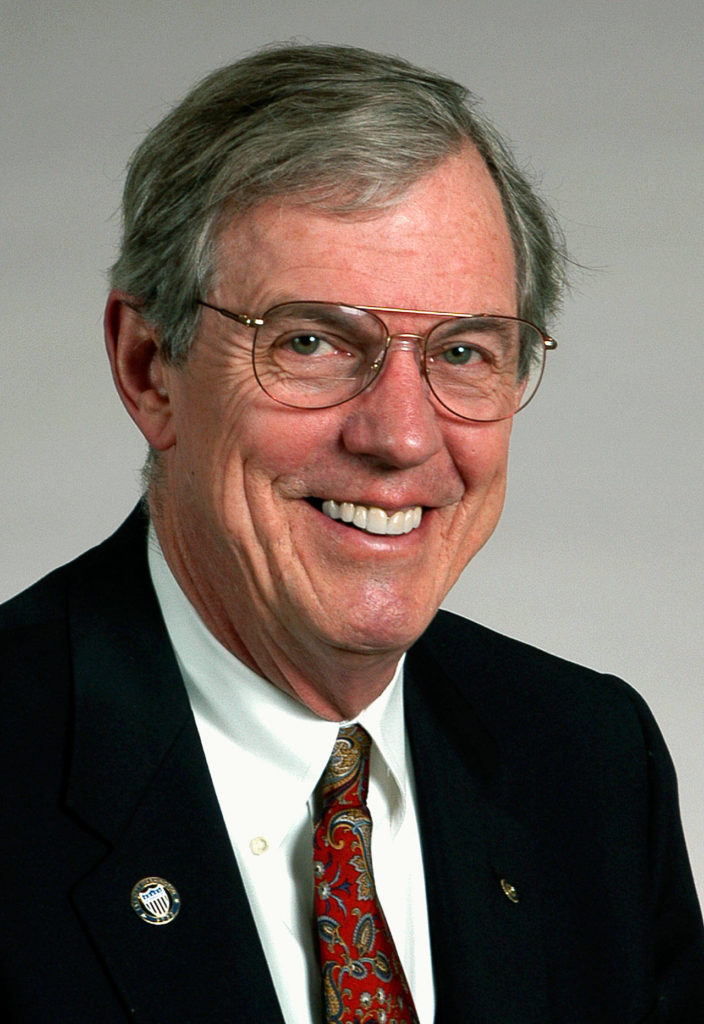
[1,509,703,1022]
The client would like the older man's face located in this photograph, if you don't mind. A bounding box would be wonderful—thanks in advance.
[155,148,517,709]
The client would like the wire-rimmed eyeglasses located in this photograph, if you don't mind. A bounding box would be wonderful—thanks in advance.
[196,299,557,422]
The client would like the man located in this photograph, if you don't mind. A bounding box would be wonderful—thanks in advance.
[1,43,702,1023]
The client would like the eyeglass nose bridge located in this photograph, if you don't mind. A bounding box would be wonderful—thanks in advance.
[370,332,426,373]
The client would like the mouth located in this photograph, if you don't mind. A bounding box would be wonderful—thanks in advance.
[314,498,423,536]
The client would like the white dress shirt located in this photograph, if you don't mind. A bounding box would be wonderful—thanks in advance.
[148,532,435,1024]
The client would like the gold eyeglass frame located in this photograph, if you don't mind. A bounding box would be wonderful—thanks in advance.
[196,299,557,422]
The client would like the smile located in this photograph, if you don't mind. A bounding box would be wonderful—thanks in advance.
[321,499,423,535]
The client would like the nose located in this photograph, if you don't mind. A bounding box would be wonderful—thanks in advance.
[340,335,444,468]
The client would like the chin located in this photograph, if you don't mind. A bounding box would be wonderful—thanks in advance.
[324,600,438,656]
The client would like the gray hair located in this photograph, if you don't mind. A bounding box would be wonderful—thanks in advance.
[110,43,566,365]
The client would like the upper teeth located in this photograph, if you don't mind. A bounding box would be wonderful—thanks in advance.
[321,500,422,535]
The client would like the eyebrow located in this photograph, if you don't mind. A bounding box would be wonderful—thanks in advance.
[268,301,378,331]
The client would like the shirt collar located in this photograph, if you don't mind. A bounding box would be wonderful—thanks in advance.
[147,527,409,843]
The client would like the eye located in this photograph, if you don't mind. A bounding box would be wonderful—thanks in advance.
[438,343,485,366]
[285,333,335,356]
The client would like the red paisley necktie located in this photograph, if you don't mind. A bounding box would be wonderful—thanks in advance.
[313,724,420,1024]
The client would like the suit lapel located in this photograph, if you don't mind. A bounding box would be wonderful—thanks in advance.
[64,510,285,1022]
[406,621,550,1024]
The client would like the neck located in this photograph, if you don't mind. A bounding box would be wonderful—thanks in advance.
[246,638,403,721]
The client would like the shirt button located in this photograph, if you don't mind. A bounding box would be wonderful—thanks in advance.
[249,836,269,856]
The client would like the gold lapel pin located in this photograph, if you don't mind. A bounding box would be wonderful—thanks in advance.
[131,876,181,925]
[500,878,520,904]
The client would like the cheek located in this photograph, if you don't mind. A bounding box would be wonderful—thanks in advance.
[217,407,342,531]
[450,420,512,495]
[445,422,511,562]
[232,411,327,480]
[163,376,253,538]
[444,433,510,581]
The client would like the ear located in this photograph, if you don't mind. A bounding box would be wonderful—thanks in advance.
[104,290,176,451]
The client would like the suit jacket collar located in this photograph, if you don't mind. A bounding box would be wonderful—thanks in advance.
[66,506,192,842]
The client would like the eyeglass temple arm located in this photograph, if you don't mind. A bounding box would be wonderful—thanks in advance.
[196,300,264,328]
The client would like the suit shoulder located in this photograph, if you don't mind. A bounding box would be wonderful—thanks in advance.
[415,608,653,731]
[419,607,606,680]
[0,561,71,634]
[0,507,147,636]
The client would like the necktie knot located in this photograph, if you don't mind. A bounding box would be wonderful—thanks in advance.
[318,724,371,816]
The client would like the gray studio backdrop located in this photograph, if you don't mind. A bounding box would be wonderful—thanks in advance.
[2,0,703,895]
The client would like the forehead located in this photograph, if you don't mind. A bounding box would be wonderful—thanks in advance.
[213,147,516,313]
